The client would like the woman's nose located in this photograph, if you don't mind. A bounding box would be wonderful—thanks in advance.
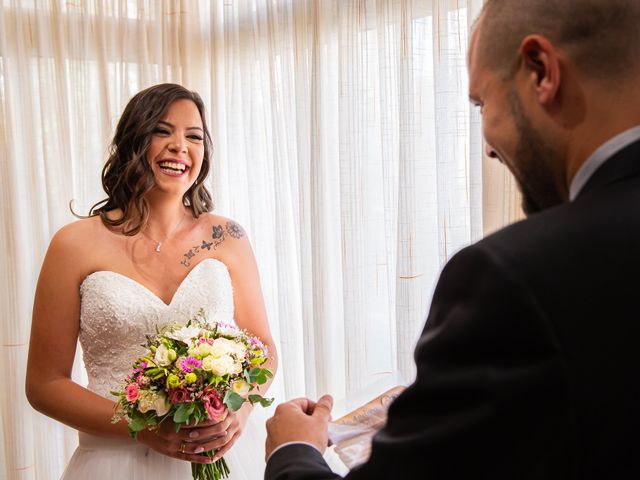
[168,138,187,153]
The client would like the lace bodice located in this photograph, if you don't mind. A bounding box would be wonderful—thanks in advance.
[78,258,234,398]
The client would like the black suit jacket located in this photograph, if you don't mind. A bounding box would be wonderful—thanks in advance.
[266,140,640,480]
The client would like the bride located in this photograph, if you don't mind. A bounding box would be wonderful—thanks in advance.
[25,83,278,479]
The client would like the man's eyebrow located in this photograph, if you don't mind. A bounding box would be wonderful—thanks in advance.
[157,120,203,132]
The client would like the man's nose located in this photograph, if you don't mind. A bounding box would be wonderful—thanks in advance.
[484,142,499,159]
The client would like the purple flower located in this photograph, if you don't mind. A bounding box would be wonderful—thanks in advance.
[179,357,202,373]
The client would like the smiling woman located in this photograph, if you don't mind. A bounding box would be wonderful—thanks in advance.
[88,84,214,236]
[24,83,278,480]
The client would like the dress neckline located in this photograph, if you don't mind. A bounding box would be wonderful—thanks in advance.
[80,258,229,307]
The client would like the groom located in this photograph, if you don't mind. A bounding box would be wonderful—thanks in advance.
[264,0,640,478]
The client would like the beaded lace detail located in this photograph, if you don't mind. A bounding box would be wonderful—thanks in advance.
[78,258,234,399]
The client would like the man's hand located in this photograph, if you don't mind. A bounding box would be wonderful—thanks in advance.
[265,394,333,461]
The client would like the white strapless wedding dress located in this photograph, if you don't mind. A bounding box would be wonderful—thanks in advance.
[61,258,268,480]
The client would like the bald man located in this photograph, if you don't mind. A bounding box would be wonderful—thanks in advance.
[265,1,640,478]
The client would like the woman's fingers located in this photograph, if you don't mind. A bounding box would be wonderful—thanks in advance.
[180,410,228,429]
[181,417,240,453]
[173,449,214,464]
[184,430,232,452]
[142,409,242,462]
[176,415,233,441]
[211,431,240,461]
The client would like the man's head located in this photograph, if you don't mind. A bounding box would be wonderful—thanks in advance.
[469,0,640,215]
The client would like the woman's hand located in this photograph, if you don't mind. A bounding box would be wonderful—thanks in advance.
[136,412,228,464]
[136,404,253,463]
[203,403,253,461]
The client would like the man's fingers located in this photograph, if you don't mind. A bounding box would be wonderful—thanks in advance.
[279,397,312,413]
[311,394,333,421]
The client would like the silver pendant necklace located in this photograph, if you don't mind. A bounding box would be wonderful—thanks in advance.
[145,212,186,253]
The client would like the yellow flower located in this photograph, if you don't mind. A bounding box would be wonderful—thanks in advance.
[167,374,182,389]
[188,343,215,359]
[184,373,197,384]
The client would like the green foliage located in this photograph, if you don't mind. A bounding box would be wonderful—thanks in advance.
[248,394,274,408]
[245,367,273,385]
[129,414,148,432]
[190,403,207,425]
[223,391,245,412]
[173,402,195,424]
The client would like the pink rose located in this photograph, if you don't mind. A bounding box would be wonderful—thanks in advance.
[169,388,190,404]
[125,383,140,402]
[203,390,226,421]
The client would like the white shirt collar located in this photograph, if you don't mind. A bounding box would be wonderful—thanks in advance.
[569,125,640,200]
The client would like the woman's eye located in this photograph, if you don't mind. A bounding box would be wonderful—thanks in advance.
[153,128,170,135]
[188,135,203,141]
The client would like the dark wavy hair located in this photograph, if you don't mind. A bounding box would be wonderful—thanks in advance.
[85,83,214,235]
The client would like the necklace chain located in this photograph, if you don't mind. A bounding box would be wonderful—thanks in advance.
[145,213,186,253]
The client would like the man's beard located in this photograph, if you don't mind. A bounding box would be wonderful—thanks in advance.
[508,92,565,216]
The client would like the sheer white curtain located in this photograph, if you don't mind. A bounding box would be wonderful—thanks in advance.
[0,1,524,478]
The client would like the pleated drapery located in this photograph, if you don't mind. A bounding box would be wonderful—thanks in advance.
[0,1,522,478]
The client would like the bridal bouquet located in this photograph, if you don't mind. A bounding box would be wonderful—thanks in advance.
[111,309,274,480]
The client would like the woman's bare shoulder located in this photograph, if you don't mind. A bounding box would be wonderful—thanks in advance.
[197,213,251,263]
[52,215,106,247]
[48,216,112,271]
[199,213,247,242]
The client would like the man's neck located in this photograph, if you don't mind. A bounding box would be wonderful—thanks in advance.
[564,96,640,192]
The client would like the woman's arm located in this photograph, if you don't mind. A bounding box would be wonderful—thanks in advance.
[25,223,223,464]
[228,226,279,396]
[207,220,279,461]
[26,224,131,438]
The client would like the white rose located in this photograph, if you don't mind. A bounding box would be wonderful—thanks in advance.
[165,325,201,346]
[154,344,173,367]
[202,354,242,376]
[211,338,246,359]
[152,392,171,416]
[137,391,171,416]
[231,379,251,397]
[231,341,247,358]
[137,390,155,413]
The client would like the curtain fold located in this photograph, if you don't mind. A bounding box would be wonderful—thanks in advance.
[0,1,522,478]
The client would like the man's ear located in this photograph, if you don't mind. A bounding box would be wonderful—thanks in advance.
[518,35,561,106]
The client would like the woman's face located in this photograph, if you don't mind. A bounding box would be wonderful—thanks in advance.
[146,99,205,196]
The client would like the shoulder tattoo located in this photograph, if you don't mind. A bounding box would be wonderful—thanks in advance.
[180,221,245,267]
